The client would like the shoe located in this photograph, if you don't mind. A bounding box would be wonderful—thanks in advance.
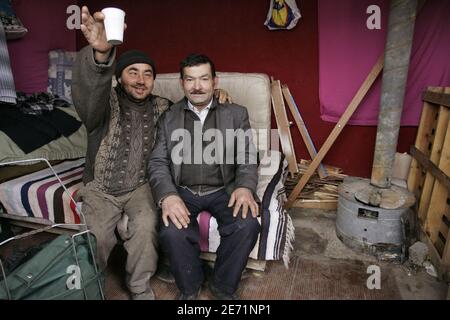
[178,288,200,300]
[155,264,176,284]
[209,283,240,300]
[131,288,156,300]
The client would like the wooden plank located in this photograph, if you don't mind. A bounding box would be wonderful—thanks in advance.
[0,213,81,230]
[442,227,450,267]
[291,199,337,211]
[271,80,298,176]
[286,55,384,208]
[418,104,449,223]
[435,216,449,257]
[281,84,328,179]
[424,107,450,242]
[408,87,444,196]
[409,146,450,192]
[0,214,82,235]
[422,90,450,108]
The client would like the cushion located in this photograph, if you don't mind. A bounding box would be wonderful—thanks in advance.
[0,0,27,40]
[153,72,272,152]
[47,50,76,102]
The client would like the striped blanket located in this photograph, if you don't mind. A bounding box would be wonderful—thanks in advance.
[0,159,84,224]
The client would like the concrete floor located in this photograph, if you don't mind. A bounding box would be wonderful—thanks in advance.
[104,207,449,300]
[291,208,448,300]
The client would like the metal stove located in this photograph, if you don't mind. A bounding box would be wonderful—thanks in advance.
[336,177,415,262]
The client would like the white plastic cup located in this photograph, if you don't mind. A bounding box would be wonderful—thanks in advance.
[101,7,125,45]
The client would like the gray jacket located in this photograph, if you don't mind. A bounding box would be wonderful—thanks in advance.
[148,98,258,204]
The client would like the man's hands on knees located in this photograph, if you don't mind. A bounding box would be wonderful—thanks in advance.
[161,195,191,229]
[228,187,259,219]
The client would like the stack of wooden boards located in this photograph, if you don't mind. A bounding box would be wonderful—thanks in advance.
[284,160,346,211]
[271,56,385,209]
[270,78,347,211]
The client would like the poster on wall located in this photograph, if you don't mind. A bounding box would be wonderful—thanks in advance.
[264,0,301,30]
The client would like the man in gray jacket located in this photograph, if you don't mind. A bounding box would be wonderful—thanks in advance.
[148,53,261,300]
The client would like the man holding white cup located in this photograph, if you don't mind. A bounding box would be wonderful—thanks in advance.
[72,5,165,300]
[72,6,230,300]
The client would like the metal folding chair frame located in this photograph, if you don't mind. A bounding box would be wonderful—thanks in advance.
[0,158,104,300]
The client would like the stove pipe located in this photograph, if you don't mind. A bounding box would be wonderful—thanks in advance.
[370,0,418,189]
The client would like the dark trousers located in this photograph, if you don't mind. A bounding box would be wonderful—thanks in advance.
[159,187,260,295]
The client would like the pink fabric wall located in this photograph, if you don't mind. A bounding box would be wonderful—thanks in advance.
[8,0,77,94]
[319,0,450,126]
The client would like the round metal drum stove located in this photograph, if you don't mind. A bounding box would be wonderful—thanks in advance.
[336,177,416,262]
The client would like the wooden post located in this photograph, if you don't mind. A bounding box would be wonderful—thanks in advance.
[282,85,328,179]
[271,79,298,176]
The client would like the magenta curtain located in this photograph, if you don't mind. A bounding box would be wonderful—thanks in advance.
[319,0,450,126]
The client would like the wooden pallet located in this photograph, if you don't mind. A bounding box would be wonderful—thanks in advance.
[407,87,450,281]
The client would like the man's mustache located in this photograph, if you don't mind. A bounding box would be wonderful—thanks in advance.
[190,90,205,94]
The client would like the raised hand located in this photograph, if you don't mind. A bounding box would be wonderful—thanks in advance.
[80,6,111,53]
[80,6,113,62]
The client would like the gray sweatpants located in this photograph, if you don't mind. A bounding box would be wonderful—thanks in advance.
[78,183,158,295]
